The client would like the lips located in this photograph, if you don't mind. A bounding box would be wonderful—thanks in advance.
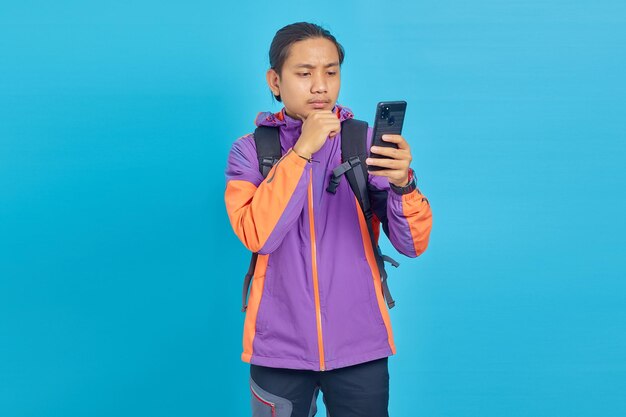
[309,100,329,108]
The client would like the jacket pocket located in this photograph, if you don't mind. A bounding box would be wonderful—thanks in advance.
[361,258,386,328]
[254,276,269,335]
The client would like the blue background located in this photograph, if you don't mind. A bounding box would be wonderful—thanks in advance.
[1,1,625,416]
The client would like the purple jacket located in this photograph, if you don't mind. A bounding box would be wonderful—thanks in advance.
[225,104,433,371]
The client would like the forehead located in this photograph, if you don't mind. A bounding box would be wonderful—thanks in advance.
[284,37,339,67]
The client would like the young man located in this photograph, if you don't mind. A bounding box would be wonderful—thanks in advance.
[225,22,433,417]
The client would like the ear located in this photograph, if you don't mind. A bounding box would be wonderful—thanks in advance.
[266,68,280,97]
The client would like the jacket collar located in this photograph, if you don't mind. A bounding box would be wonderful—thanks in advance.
[254,104,354,129]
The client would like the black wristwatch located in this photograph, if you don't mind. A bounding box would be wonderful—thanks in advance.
[390,169,417,195]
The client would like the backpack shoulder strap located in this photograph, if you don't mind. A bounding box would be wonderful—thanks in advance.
[253,126,282,178]
[329,118,398,309]
[339,118,370,214]
[327,118,371,215]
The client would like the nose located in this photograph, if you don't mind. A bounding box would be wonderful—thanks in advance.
[310,73,327,94]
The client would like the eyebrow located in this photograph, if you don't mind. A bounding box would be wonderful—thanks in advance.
[293,62,340,69]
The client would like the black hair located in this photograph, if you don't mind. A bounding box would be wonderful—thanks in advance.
[268,22,345,102]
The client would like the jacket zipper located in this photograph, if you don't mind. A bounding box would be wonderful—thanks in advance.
[308,167,326,371]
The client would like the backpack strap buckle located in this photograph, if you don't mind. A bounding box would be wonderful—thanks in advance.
[260,157,279,178]
[327,157,364,194]
[327,160,351,194]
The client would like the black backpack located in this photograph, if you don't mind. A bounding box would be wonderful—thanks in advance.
[241,118,399,312]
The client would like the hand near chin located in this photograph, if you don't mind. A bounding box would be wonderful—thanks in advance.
[293,110,341,159]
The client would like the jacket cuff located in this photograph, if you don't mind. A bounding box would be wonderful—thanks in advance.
[284,148,309,168]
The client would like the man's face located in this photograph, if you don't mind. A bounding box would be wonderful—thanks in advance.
[266,37,341,119]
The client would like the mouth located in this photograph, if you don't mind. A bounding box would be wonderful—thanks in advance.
[309,100,330,109]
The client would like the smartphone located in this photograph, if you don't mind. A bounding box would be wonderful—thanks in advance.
[368,101,407,171]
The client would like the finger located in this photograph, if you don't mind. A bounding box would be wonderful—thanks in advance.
[382,134,410,150]
[370,145,409,160]
[365,157,403,169]
[325,119,341,130]
[328,125,341,138]
[367,168,397,178]
[307,110,334,119]
[318,113,340,121]
[322,117,342,125]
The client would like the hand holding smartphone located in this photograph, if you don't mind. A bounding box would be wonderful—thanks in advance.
[368,101,407,171]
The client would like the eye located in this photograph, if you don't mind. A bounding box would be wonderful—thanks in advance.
[298,72,311,77]
[327,71,337,76]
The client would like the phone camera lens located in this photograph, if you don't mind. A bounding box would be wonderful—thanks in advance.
[380,106,390,119]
